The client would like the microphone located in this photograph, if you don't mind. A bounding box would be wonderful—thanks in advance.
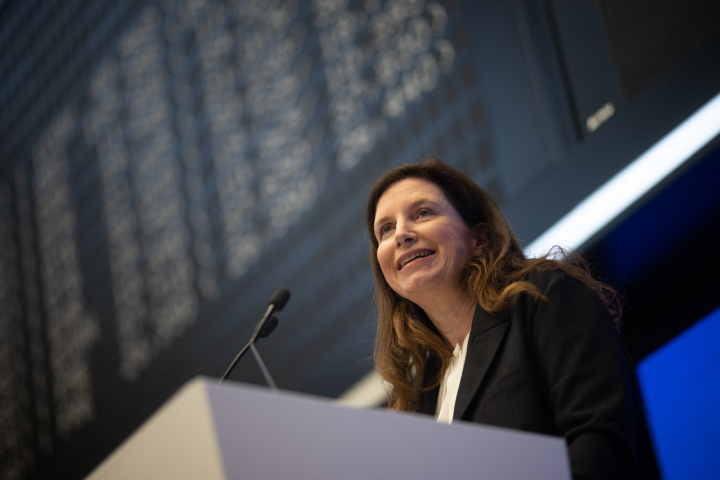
[220,289,290,387]
[269,288,291,311]
[258,315,279,339]
[253,288,290,337]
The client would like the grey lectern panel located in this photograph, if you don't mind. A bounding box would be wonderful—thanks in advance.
[208,380,571,479]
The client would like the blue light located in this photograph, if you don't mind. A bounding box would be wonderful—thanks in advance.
[637,306,720,479]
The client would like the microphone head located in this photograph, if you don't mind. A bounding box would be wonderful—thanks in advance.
[258,315,279,339]
[268,288,291,311]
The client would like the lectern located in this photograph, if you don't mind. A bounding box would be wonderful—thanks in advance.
[87,377,571,479]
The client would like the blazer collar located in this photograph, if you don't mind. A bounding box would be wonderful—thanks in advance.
[453,304,509,420]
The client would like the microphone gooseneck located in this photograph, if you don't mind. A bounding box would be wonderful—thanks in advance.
[220,289,290,384]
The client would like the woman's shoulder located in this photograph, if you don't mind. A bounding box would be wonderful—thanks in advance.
[509,267,618,345]
[517,265,616,322]
[517,265,612,315]
[521,265,587,293]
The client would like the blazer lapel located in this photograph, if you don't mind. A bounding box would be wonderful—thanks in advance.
[453,305,509,420]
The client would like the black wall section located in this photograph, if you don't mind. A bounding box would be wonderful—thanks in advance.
[597,0,720,100]
[1,1,719,479]
[583,141,720,363]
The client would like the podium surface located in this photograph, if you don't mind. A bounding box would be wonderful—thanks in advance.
[88,377,570,479]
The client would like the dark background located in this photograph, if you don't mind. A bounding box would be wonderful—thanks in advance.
[1,1,719,479]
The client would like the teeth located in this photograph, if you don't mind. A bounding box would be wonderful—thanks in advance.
[401,251,433,268]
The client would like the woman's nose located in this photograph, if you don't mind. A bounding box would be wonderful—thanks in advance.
[394,221,417,246]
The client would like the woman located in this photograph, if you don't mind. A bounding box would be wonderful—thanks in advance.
[366,158,658,480]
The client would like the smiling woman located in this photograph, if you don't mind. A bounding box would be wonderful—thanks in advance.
[374,178,483,336]
[365,158,658,480]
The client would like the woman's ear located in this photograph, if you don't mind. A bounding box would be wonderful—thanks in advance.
[472,223,490,254]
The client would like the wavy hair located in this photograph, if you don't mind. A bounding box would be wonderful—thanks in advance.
[366,158,621,412]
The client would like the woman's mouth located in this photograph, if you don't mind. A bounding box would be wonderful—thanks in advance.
[398,251,436,270]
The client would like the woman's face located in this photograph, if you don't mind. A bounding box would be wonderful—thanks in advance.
[373,178,480,304]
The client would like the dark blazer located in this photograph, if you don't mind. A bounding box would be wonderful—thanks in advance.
[417,269,658,480]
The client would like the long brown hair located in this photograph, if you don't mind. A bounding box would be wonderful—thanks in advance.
[366,158,620,412]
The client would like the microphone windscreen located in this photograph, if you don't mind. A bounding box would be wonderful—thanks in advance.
[268,288,291,311]
[259,315,279,339]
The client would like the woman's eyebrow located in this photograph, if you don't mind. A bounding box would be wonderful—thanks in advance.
[407,198,436,210]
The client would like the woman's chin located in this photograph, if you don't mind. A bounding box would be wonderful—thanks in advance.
[394,276,446,304]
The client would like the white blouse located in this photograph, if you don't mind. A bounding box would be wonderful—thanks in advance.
[435,330,471,424]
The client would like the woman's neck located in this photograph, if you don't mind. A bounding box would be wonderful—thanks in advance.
[416,291,476,349]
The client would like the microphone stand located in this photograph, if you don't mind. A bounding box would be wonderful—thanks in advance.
[219,288,289,389]
[219,313,279,384]
[250,343,278,392]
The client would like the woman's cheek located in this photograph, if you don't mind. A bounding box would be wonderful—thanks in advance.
[376,243,387,268]
[377,243,394,275]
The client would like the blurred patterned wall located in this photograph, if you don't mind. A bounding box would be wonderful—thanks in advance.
[0,1,488,478]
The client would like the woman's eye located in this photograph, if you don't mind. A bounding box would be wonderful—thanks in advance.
[380,225,393,235]
[418,209,432,217]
